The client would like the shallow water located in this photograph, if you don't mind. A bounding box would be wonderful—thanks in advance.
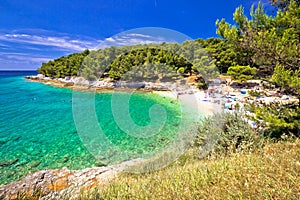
[0,71,188,185]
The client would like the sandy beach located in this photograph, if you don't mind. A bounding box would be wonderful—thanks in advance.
[153,90,221,116]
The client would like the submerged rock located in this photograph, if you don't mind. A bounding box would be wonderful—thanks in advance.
[14,161,28,168]
[64,82,74,87]
[30,161,42,168]
[0,138,9,147]
[94,161,107,167]
[0,158,19,167]
[11,136,21,142]
[62,155,69,163]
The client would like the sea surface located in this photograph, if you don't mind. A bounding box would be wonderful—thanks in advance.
[0,71,189,186]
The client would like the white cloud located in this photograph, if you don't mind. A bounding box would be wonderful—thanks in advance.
[0,29,101,69]
[7,55,51,63]
[0,52,51,63]
[0,33,98,51]
[97,33,171,49]
[126,33,152,38]
[105,37,115,42]
[0,42,9,47]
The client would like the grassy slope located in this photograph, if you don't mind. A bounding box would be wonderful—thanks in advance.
[80,140,300,200]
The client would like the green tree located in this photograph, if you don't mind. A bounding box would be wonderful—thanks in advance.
[227,65,257,82]
[216,1,300,75]
[270,64,300,94]
[196,38,239,73]
[270,0,300,10]
[38,50,90,78]
[247,102,300,138]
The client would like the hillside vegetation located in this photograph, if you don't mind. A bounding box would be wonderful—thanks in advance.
[77,139,299,200]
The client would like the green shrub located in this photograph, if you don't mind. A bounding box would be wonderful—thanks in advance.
[194,112,265,157]
[270,64,300,95]
[247,90,264,97]
[227,65,257,82]
[246,101,300,138]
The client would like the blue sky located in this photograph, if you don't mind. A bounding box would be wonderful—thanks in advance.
[0,0,273,70]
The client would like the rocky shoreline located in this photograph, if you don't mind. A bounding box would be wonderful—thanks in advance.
[0,159,144,200]
[24,74,186,92]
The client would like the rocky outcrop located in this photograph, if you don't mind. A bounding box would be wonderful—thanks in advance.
[0,159,144,200]
[24,74,188,91]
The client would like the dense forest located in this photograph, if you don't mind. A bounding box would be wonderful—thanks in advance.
[38,41,218,82]
[38,49,90,78]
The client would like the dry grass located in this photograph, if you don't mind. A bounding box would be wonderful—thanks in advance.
[79,140,300,200]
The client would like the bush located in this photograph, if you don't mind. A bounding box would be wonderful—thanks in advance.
[227,65,257,82]
[247,90,264,97]
[270,64,300,95]
[194,112,265,157]
[246,101,300,138]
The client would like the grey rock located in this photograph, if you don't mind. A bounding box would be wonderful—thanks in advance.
[0,158,145,200]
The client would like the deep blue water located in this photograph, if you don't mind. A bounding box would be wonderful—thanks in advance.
[0,70,37,78]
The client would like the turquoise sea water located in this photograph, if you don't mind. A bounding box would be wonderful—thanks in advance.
[0,71,186,186]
